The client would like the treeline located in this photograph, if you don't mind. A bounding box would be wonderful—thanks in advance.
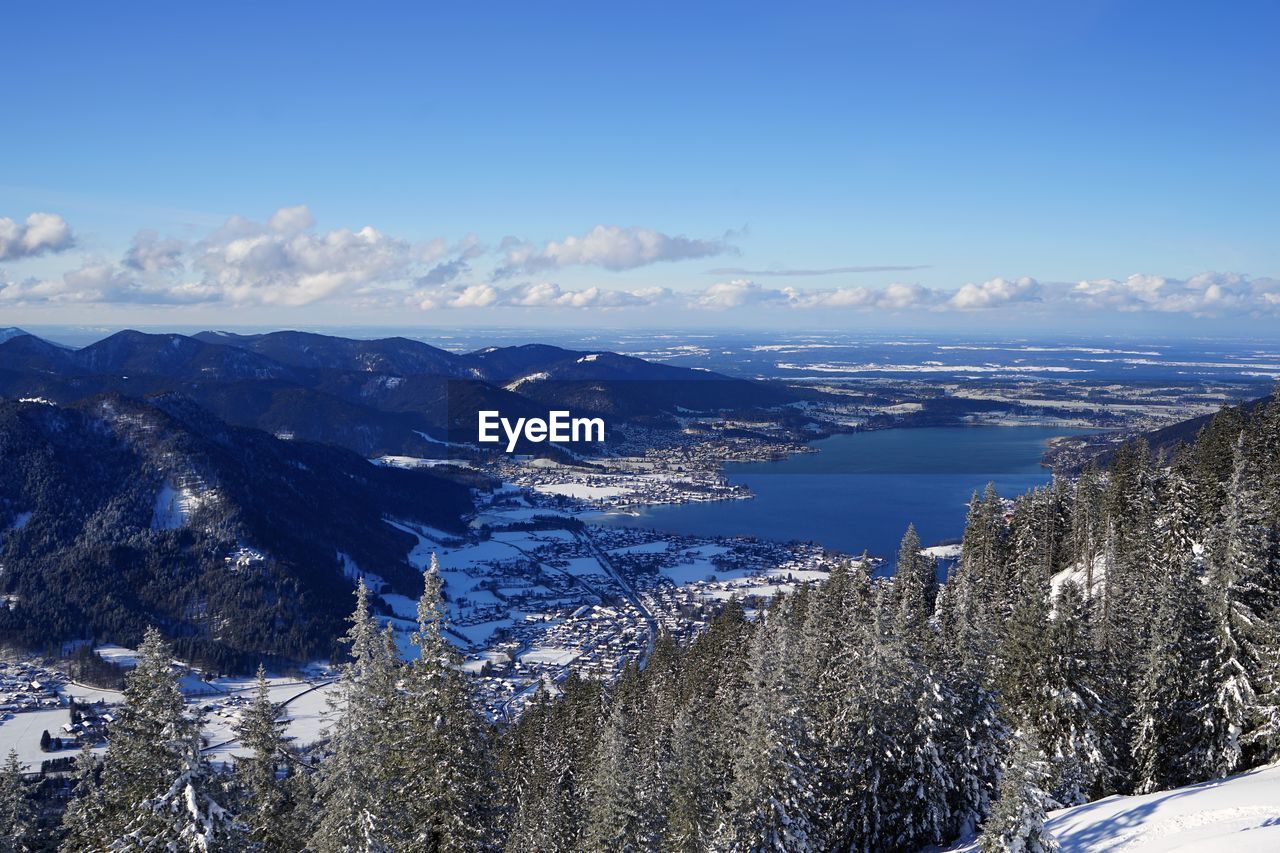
[495,398,1280,850]
[5,399,1278,851]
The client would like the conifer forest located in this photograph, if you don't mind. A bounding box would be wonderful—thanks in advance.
[0,397,1274,852]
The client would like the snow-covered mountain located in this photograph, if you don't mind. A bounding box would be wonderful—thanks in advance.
[945,762,1280,852]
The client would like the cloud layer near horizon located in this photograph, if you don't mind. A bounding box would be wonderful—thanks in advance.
[2,206,1278,319]
[0,213,75,261]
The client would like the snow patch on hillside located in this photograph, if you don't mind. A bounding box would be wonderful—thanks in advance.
[3,511,33,538]
[337,551,388,594]
[1050,555,1108,601]
[505,371,550,391]
[412,429,460,447]
[151,481,209,529]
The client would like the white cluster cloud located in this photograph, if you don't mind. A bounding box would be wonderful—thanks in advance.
[409,280,673,311]
[1065,273,1280,315]
[3,206,1278,321]
[496,225,732,277]
[192,213,410,306]
[707,265,929,276]
[784,282,940,311]
[0,212,75,261]
[0,207,414,307]
[947,276,1042,310]
[693,279,785,309]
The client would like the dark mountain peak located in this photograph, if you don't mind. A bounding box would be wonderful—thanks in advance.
[193,329,465,375]
[74,330,298,380]
[466,343,594,381]
[0,332,77,372]
[465,341,739,385]
[0,327,32,344]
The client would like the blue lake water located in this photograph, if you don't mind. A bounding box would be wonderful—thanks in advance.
[595,426,1083,563]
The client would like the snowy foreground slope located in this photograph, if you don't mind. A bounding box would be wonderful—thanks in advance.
[945,763,1280,852]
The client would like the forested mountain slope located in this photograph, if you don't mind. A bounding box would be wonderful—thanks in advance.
[1085,391,1277,470]
[0,329,808,456]
[0,395,471,669]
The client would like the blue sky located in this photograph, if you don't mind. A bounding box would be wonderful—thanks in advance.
[2,1,1278,332]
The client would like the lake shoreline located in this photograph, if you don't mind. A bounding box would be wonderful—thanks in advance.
[591,425,1089,562]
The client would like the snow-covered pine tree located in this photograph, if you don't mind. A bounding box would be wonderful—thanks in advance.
[1203,431,1280,775]
[893,523,939,644]
[584,661,646,850]
[1036,581,1108,805]
[635,630,682,848]
[1131,509,1215,794]
[979,735,1060,853]
[499,692,564,850]
[389,554,493,852]
[59,741,102,852]
[1070,465,1104,599]
[897,667,959,848]
[664,703,710,852]
[0,749,34,853]
[668,601,751,846]
[1096,440,1158,791]
[308,580,401,852]
[716,593,815,852]
[937,508,1007,840]
[944,486,1008,669]
[935,639,1005,840]
[235,665,297,852]
[998,494,1053,727]
[93,627,243,850]
[1186,403,1246,531]
[797,560,856,843]
[502,672,604,850]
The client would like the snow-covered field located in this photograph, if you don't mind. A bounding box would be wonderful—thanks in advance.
[533,482,632,500]
[945,763,1280,852]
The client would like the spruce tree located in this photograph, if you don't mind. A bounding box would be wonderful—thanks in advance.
[91,627,242,850]
[664,704,709,852]
[584,662,645,850]
[1070,464,1104,598]
[980,736,1060,853]
[0,750,34,853]
[946,485,1008,669]
[717,595,815,852]
[998,495,1053,727]
[309,580,401,852]
[1204,433,1280,775]
[235,665,297,851]
[389,554,493,852]
[670,602,750,847]
[894,523,939,642]
[1132,518,1215,794]
[1036,581,1107,805]
[59,742,102,853]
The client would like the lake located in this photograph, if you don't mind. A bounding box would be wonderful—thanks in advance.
[594,426,1082,565]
